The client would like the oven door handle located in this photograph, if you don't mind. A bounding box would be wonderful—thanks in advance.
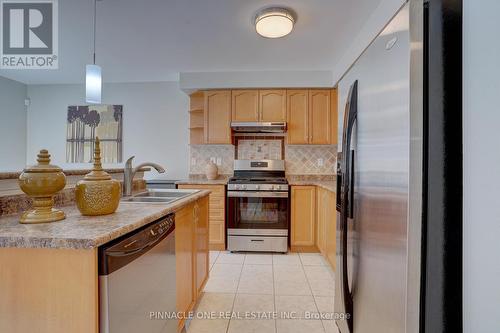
[227,191,289,198]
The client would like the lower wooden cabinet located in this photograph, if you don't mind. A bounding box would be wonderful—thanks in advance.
[176,196,209,332]
[316,187,328,255]
[290,186,317,250]
[325,190,336,270]
[291,185,336,269]
[195,197,209,296]
[178,184,226,250]
[175,202,195,329]
[317,187,336,269]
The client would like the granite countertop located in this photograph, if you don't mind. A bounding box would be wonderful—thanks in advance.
[287,175,337,192]
[0,167,151,180]
[287,180,336,192]
[0,190,210,249]
[176,175,230,185]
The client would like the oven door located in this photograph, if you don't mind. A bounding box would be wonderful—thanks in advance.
[227,191,289,230]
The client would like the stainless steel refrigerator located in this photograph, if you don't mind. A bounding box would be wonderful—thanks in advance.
[334,0,462,332]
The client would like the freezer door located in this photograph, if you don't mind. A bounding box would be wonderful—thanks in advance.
[335,3,415,333]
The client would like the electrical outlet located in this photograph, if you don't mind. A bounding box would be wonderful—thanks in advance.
[317,158,324,167]
[216,157,222,166]
[210,157,216,164]
[191,158,197,166]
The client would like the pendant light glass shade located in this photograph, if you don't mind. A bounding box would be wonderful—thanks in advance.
[255,7,296,38]
[86,64,102,104]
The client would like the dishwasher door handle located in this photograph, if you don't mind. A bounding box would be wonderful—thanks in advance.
[105,238,160,257]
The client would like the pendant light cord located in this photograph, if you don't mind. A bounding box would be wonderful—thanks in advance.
[93,0,96,65]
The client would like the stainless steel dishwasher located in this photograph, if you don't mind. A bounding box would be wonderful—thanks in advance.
[99,214,176,333]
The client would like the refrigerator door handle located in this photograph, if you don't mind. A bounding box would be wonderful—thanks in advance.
[338,80,357,333]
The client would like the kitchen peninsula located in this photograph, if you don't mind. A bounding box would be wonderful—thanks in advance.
[0,188,210,333]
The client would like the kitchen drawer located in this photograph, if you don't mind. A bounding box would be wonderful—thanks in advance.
[209,208,225,220]
[209,221,225,244]
[209,196,225,209]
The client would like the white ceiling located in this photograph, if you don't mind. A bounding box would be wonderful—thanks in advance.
[0,0,383,84]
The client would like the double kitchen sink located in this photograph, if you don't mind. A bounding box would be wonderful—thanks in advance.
[121,189,200,204]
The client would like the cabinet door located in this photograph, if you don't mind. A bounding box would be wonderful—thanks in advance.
[178,184,226,250]
[176,203,195,325]
[316,188,327,255]
[309,90,332,144]
[287,90,309,144]
[291,186,316,246]
[325,190,336,270]
[205,90,232,144]
[195,197,209,296]
[232,90,259,122]
[259,89,287,122]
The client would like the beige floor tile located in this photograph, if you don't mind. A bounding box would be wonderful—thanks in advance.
[232,294,275,315]
[273,264,311,296]
[217,252,246,264]
[204,276,240,293]
[303,265,335,281]
[322,319,339,333]
[195,292,235,314]
[275,295,319,319]
[273,253,301,266]
[238,265,274,294]
[299,253,328,266]
[276,319,325,333]
[274,278,312,296]
[313,296,334,316]
[227,319,276,333]
[209,251,220,269]
[308,279,335,297]
[245,253,273,265]
[210,263,242,278]
[187,318,229,333]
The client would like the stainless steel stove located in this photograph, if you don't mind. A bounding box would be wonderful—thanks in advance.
[226,160,289,253]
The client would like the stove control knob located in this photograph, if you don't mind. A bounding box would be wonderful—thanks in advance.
[255,185,260,190]
[241,185,247,190]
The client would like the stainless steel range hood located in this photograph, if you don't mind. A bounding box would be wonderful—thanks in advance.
[231,122,287,133]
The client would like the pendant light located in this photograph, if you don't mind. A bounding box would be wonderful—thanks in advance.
[86,0,101,104]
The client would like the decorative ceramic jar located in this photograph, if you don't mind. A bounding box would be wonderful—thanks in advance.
[75,137,121,216]
[205,161,218,180]
[18,150,66,224]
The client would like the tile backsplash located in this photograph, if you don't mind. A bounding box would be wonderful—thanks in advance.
[189,145,235,175]
[189,142,337,176]
[285,145,337,175]
[237,139,282,160]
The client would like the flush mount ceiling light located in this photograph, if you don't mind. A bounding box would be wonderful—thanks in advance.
[254,7,296,39]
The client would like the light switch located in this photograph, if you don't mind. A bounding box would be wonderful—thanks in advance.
[210,157,216,164]
[216,157,222,166]
[317,158,324,167]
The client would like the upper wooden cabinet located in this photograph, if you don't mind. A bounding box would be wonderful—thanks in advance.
[310,90,332,144]
[259,89,287,122]
[232,90,259,122]
[287,88,338,145]
[287,90,309,145]
[204,90,232,144]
